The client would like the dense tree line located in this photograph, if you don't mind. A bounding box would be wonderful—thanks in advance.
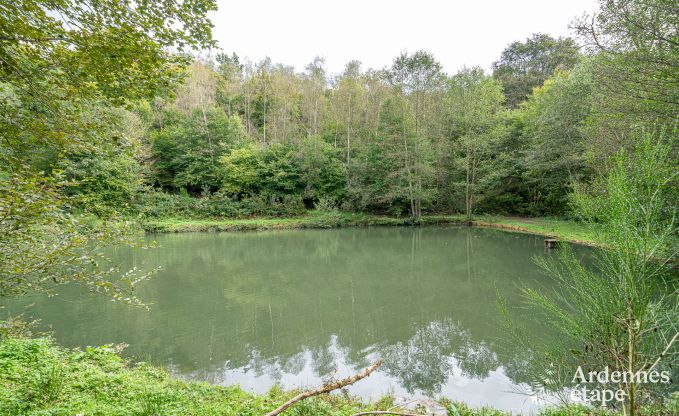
[146,50,546,219]
[63,14,673,221]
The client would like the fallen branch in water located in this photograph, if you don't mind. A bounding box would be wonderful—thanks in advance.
[264,360,383,416]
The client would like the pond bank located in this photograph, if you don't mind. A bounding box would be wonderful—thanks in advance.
[141,212,597,246]
[3,336,653,416]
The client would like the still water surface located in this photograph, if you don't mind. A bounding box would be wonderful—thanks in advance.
[10,226,585,412]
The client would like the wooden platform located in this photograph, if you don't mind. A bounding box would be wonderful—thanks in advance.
[544,238,560,248]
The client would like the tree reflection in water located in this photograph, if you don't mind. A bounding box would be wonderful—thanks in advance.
[5,227,577,412]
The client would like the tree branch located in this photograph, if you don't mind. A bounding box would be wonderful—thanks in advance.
[264,360,383,416]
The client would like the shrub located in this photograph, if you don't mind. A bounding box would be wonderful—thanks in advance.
[132,190,306,219]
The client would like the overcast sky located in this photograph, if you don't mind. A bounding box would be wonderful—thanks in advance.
[211,0,599,76]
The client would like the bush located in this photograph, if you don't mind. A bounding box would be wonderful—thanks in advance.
[313,196,338,212]
[132,190,306,219]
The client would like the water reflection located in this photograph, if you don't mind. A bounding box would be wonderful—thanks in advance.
[6,226,578,412]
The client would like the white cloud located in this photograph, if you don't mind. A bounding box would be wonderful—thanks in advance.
[211,0,599,75]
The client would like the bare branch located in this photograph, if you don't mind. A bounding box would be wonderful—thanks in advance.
[264,360,383,416]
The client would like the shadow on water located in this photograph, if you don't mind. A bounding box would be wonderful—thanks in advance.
[5,226,593,412]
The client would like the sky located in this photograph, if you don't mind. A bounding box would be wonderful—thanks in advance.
[211,0,599,76]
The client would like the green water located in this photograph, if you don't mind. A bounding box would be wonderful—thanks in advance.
[9,226,583,412]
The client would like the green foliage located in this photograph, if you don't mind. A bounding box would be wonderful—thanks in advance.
[381,51,445,220]
[61,152,144,216]
[344,134,403,214]
[0,172,153,306]
[535,405,615,416]
[295,135,347,202]
[56,107,148,216]
[572,130,678,254]
[516,61,594,215]
[439,399,510,416]
[217,138,346,205]
[314,196,339,212]
[36,363,65,405]
[0,0,215,306]
[0,337,384,416]
[1,0,216,104]
[133,190,306,219]
[135,14,675,220]
[220,144,264,195]
[574,0,679,157]
[492,33,581,108]
[258,143,304,195]
[516,131,678,413]
[140,211,428,232]
[444,68,507,220]
[548,3,679,214]
[0,0,217,176]
[5,0,677,235]
[152,109,245,192]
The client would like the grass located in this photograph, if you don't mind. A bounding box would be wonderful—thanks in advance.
[0,337,390,416]
[140,211,597,246]
[468,216,595,245]
[1,337,676,416]
[141,211,417,233]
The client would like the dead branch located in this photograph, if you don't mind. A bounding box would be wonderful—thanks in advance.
[264,360,383,416]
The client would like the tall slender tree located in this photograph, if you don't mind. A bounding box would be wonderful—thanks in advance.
[446,68,506,222]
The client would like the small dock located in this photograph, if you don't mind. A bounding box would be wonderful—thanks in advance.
[544,238,560,249]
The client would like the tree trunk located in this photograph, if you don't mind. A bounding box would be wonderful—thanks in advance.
[401,102,415,221]
[263,95,267,145]
[347,98,352,163]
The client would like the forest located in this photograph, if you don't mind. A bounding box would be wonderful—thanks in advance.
[2,2,677,225]
[0,0,678,415]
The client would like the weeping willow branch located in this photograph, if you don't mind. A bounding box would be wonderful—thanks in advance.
[264,360,383,416]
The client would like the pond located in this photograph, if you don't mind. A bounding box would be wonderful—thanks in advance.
[7,226,588,413]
